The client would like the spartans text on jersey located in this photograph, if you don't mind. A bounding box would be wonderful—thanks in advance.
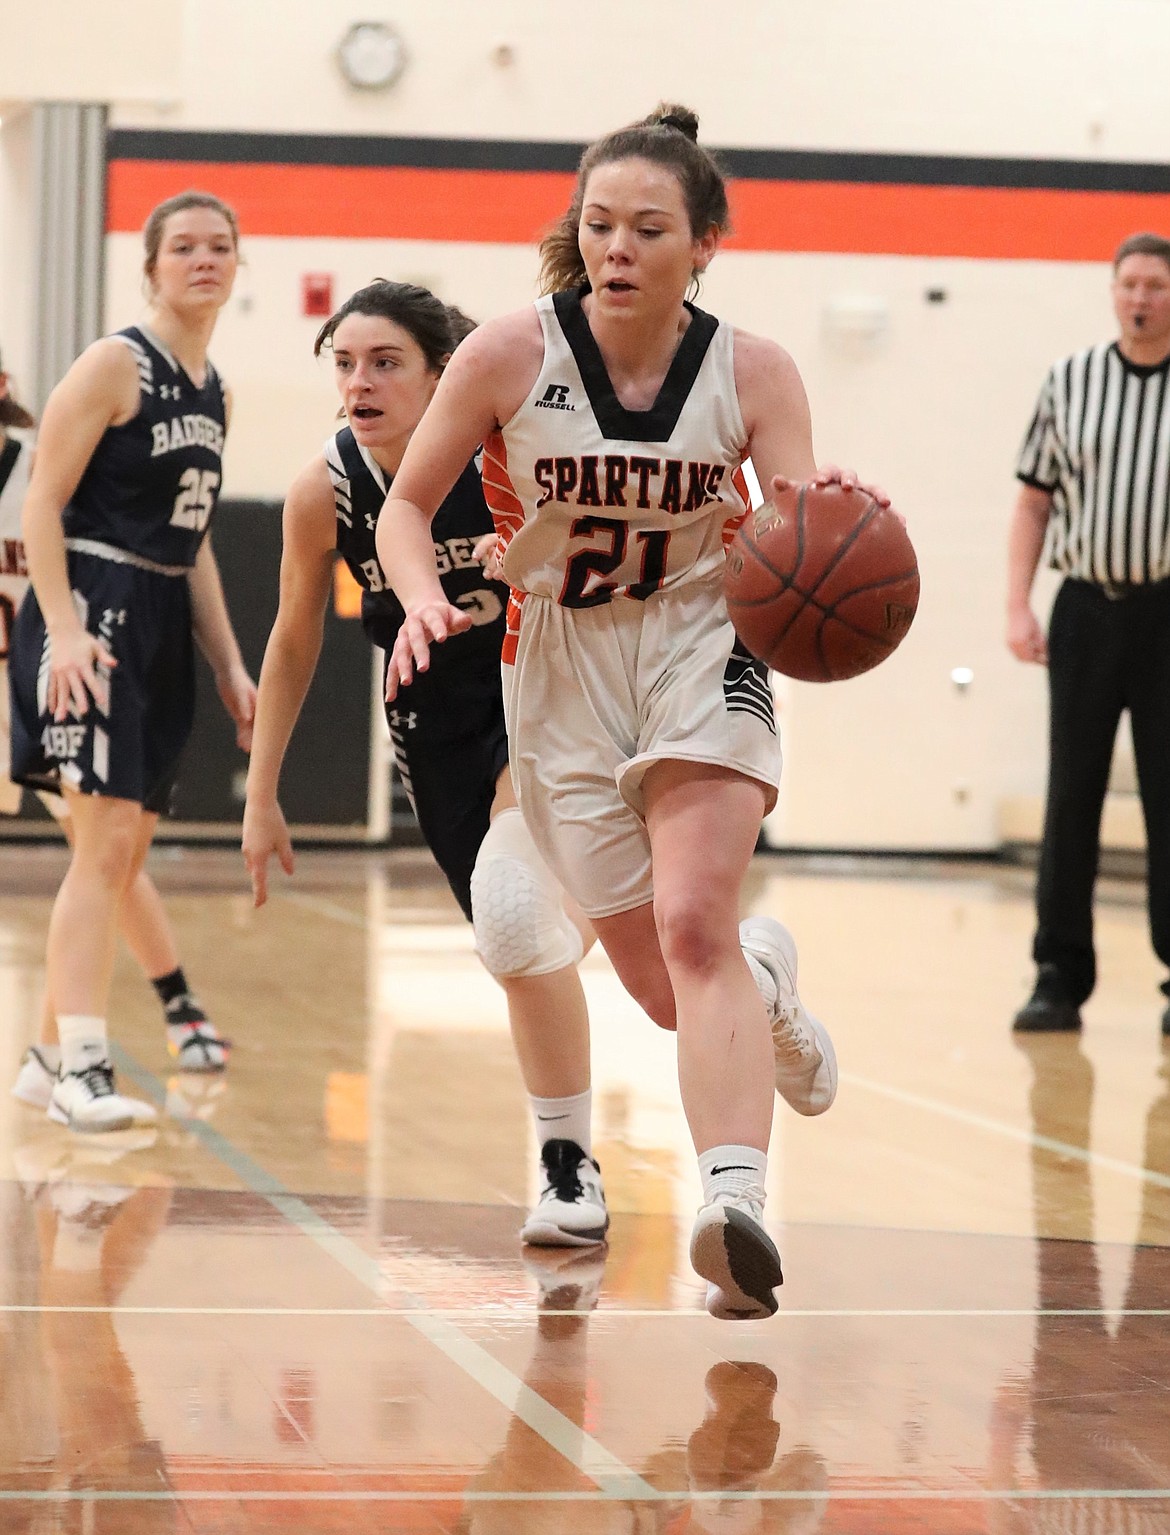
[534,455,726,514]
[0,537,27,577]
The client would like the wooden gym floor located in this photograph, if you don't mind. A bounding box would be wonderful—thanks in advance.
[1,840,1168,1532]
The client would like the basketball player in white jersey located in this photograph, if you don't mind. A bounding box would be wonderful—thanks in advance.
[377,105,894,1319]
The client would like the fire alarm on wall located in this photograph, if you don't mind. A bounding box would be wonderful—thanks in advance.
[302,273,334,317]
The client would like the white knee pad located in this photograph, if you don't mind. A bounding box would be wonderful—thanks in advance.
[471,808,584,978]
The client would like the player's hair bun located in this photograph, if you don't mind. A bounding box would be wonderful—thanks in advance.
[646,103,700,141]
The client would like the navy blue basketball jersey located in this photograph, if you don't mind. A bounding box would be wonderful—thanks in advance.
[324,426,508,667]
[62,326,227,568]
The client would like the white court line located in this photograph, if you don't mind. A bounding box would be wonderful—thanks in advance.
[104,1047,654,1504]
[278,890,477,949]
[284,883,1170,1194]
[260,1192,651,1499]
[842,1070,1170,1192]
[3,1304,1170,1319]
[85,963,1165,1506]
[277,891,370,928]
[4,1488,1170,1504]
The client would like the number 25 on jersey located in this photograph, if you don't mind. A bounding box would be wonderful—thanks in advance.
[170,468,220,531]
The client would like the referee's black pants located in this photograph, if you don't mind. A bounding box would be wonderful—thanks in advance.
[1035,576,1170,1003]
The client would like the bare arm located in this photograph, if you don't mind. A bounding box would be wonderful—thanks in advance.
[1007,481,1053,664]
[241,457,336,905]
[188,537,256,749]
[734,329,895,510]
[22,338,139,718]
[733,331,819,488]
[376,311,540,698]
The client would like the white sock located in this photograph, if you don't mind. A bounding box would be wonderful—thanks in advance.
[530,1088,592,1156]
[56,1015,110,1075]
[698,1144,768,1213]
[744,951,778,1015]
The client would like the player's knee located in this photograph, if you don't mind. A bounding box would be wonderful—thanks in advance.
[471,808,583,979]
[67,799,142,891]
[655,895,727,982]
[84,828,139,893]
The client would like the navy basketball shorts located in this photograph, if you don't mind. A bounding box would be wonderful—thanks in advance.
[381,647,510,922]
[8,548,195,814]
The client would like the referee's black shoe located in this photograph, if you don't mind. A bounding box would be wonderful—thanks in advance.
[1012,966,1083,1033]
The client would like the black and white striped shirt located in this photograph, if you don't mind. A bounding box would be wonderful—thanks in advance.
[1017,342,1170,586]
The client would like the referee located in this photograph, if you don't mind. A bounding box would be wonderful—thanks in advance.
[1008,231,1170,1035]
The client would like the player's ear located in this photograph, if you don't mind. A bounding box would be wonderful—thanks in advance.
[692,223,719,275]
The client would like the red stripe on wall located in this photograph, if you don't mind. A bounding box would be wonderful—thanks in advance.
[107,160,575,244]
[729,180,1170,260]
[107,159,1170,260]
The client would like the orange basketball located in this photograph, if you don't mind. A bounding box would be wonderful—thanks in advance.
[724,482,919,683]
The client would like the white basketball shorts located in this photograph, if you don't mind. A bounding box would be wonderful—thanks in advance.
[502,572,781,919]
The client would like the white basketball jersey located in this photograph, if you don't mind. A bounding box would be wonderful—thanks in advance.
[483,290,750,662]
[0,433,31,645]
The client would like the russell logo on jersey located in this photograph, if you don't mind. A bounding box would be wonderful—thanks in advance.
[534,383,576,412]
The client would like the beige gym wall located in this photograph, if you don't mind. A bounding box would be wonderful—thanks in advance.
[6,0,1170,848]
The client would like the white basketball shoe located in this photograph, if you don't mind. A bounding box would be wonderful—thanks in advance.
[11,1046,59,1110]
[48,1061,158,1134]
[167,1018,230,1073]
[690,1186,783,1321]
[520,1139,610,1247]
[740,917,838,1116]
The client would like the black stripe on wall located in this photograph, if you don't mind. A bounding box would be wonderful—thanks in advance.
[107,129,586,173]
[107,128,1170,194]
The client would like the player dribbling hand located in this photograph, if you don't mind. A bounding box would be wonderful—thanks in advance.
[769,467,904,526]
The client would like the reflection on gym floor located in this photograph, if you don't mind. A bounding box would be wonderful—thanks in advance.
[2,843,1169,1531]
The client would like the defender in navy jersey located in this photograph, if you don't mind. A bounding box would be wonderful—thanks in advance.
[1,347,227,1121]
[11,322,230,805]
[245,282,608,1251]
[7,192,255,1134]
[326,422,510,915]
[328,424,507,680]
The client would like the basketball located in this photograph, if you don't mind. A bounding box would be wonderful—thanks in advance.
[724,482,920,682]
